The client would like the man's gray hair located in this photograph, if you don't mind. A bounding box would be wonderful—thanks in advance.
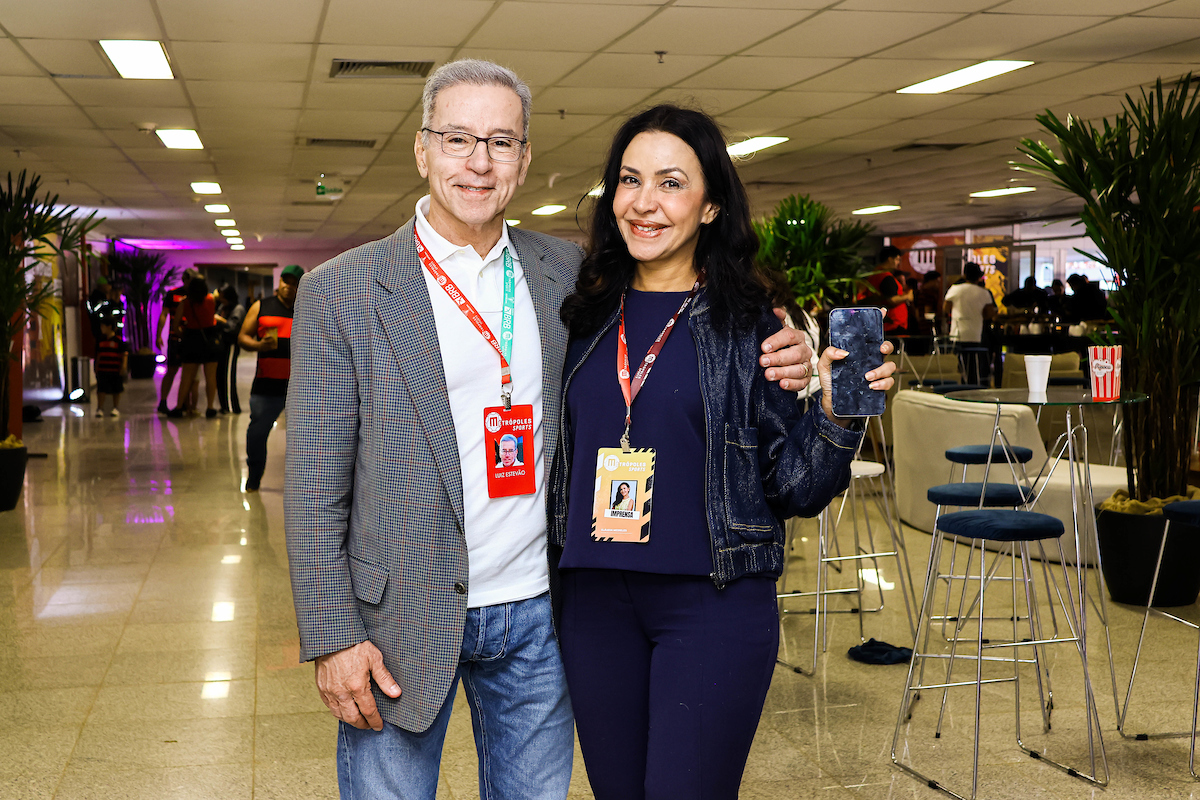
[421,59,532,140]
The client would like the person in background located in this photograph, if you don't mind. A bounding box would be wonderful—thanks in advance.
[1064,273,1110,322]
[943,262,996,385]
[168,276,225,419]
[156,267,198,414]
[216,285,246,414]
[92,314,128,418]
[871,245,913,335]
[1003,276,1045,313]
[1044,278,1068,320]
[239,265,302,491]
[915,270,943,335]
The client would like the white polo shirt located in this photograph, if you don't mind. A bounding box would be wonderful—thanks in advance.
[413,196,548,609]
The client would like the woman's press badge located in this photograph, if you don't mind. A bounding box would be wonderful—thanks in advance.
[484,405,536,498]
[590,447,655,543]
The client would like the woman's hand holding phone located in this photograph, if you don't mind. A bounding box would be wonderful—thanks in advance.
[817,340,896,427]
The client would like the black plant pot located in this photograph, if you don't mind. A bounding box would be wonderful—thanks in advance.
[0,445,28,511]
[1097,507,1200,607]
[129,352,156,380]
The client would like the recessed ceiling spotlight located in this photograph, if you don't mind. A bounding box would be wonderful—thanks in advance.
[969,187,1037,198]
[532,204,567,216]
[156,129,203,149]
[897,61,1033,94]
[852,205,902,215]
[191,182,221,194]
[204,204,230,213]
[99,40,174,80]
[726,137,788,157]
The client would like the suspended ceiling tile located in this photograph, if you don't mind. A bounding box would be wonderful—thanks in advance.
[169,42,313,82]
[718,116,803,137]
[322,0,493,46]
[535,86,655,116]
[118,144,213,162]
[1120,37,1200,62]
[158,0,325,43]
[722,90,876,118]
[527,112,609,139]
[911,94,1077,120]
[674,0,829,9]
[608,7,816,56]
[57,77,189,107]
[823,92,979,120]
[0,0,160,38]
[187,80,306,109]
[915,119,1041,143]
[195,107,301,131]
[748,10,967,58]
[466,2,659,53]
[937,61,1085,94]
[455,49,591,88]
[678,56,848,90]
[641,87,772,115]
[304,82,423,112]
[837,0,998,9]
[308,44,453,83]
[1011,16,1200,61]
[0,105,94,128]
[793,59,973,93]
[557,53,720,88]
[879,13,1109,60]
[849,118,982,141]
[19,39,111,78]
[0,40,50,77]
[1136,0,1200,16]
[1015,62,1195,95]
[3,127,113,148]
[0,76,73,105]
[297,108,404,135]
[776,117,884,143]
[988,0,1160,12]
[85,105,197,129]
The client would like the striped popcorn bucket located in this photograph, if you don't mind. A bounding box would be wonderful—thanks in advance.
[1088,345,1122,401]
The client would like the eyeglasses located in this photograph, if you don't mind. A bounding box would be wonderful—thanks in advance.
[422,128,526,162]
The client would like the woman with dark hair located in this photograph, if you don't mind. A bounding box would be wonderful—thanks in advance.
[169,276,225,418]
[610,481,634,511]
[551,105,895,799]
[216,285,245,414]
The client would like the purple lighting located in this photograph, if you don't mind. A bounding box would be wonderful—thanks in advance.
[118,238,208,251]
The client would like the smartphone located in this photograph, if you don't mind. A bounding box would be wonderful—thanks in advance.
[828,307,885,418]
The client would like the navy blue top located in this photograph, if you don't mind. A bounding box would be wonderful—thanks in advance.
[561,289,712,575]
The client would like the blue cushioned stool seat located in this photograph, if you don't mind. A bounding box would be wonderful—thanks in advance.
[1163,500,1200,526]
[937,509,1064,542]
[944,444,1034,465]
[927,482,1032,508]
[932,383,986,394]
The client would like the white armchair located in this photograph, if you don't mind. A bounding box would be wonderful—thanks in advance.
[891,389,1128,563]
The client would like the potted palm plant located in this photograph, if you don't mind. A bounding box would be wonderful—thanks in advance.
[1017,74,1200,605]
[105,246,178,379]
[0,170,100,510]
[753,193,877,332]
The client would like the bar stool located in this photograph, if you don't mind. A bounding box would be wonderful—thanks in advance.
[892,508,1108,800]
[1118,499,1200,779]
[777,417,917,675]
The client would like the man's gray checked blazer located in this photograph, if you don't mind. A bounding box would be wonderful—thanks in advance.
[284,219,582,733]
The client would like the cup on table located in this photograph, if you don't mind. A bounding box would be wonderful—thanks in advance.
[1024,355,1052,395]
[1088,345,1122,401]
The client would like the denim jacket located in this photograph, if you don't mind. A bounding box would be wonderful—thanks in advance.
[548,289,864,587]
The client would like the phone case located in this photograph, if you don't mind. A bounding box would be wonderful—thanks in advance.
[828,307,886,418]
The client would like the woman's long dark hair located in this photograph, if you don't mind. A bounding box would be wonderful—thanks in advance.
[561,104,785,336]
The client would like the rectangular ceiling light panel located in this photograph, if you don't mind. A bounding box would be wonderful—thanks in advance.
[156,129,203,149]
[727,136,789,157]
[852,205,902,215]
[897,61,1033,94]
[191,182,222,194]
[99,40,174,80]
[205,204,230,213]
[969,187,1036,198]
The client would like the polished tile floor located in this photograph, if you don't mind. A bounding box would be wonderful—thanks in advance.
[3,363,1198,799]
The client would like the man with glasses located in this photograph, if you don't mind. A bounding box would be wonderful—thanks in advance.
[285,59,815,799]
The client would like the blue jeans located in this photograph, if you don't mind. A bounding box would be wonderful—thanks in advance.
[337,593,574,800]
[246,393,286,474]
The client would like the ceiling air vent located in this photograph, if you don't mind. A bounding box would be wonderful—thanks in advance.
[303,137,377,149]
[330,59,434,79]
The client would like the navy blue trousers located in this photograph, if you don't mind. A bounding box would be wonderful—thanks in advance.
[559,569,779,800]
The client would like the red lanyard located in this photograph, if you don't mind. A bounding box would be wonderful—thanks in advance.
[415,230,514,406]
[616,278,702,450]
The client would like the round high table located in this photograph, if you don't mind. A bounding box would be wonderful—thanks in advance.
[944,387,1148,753]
